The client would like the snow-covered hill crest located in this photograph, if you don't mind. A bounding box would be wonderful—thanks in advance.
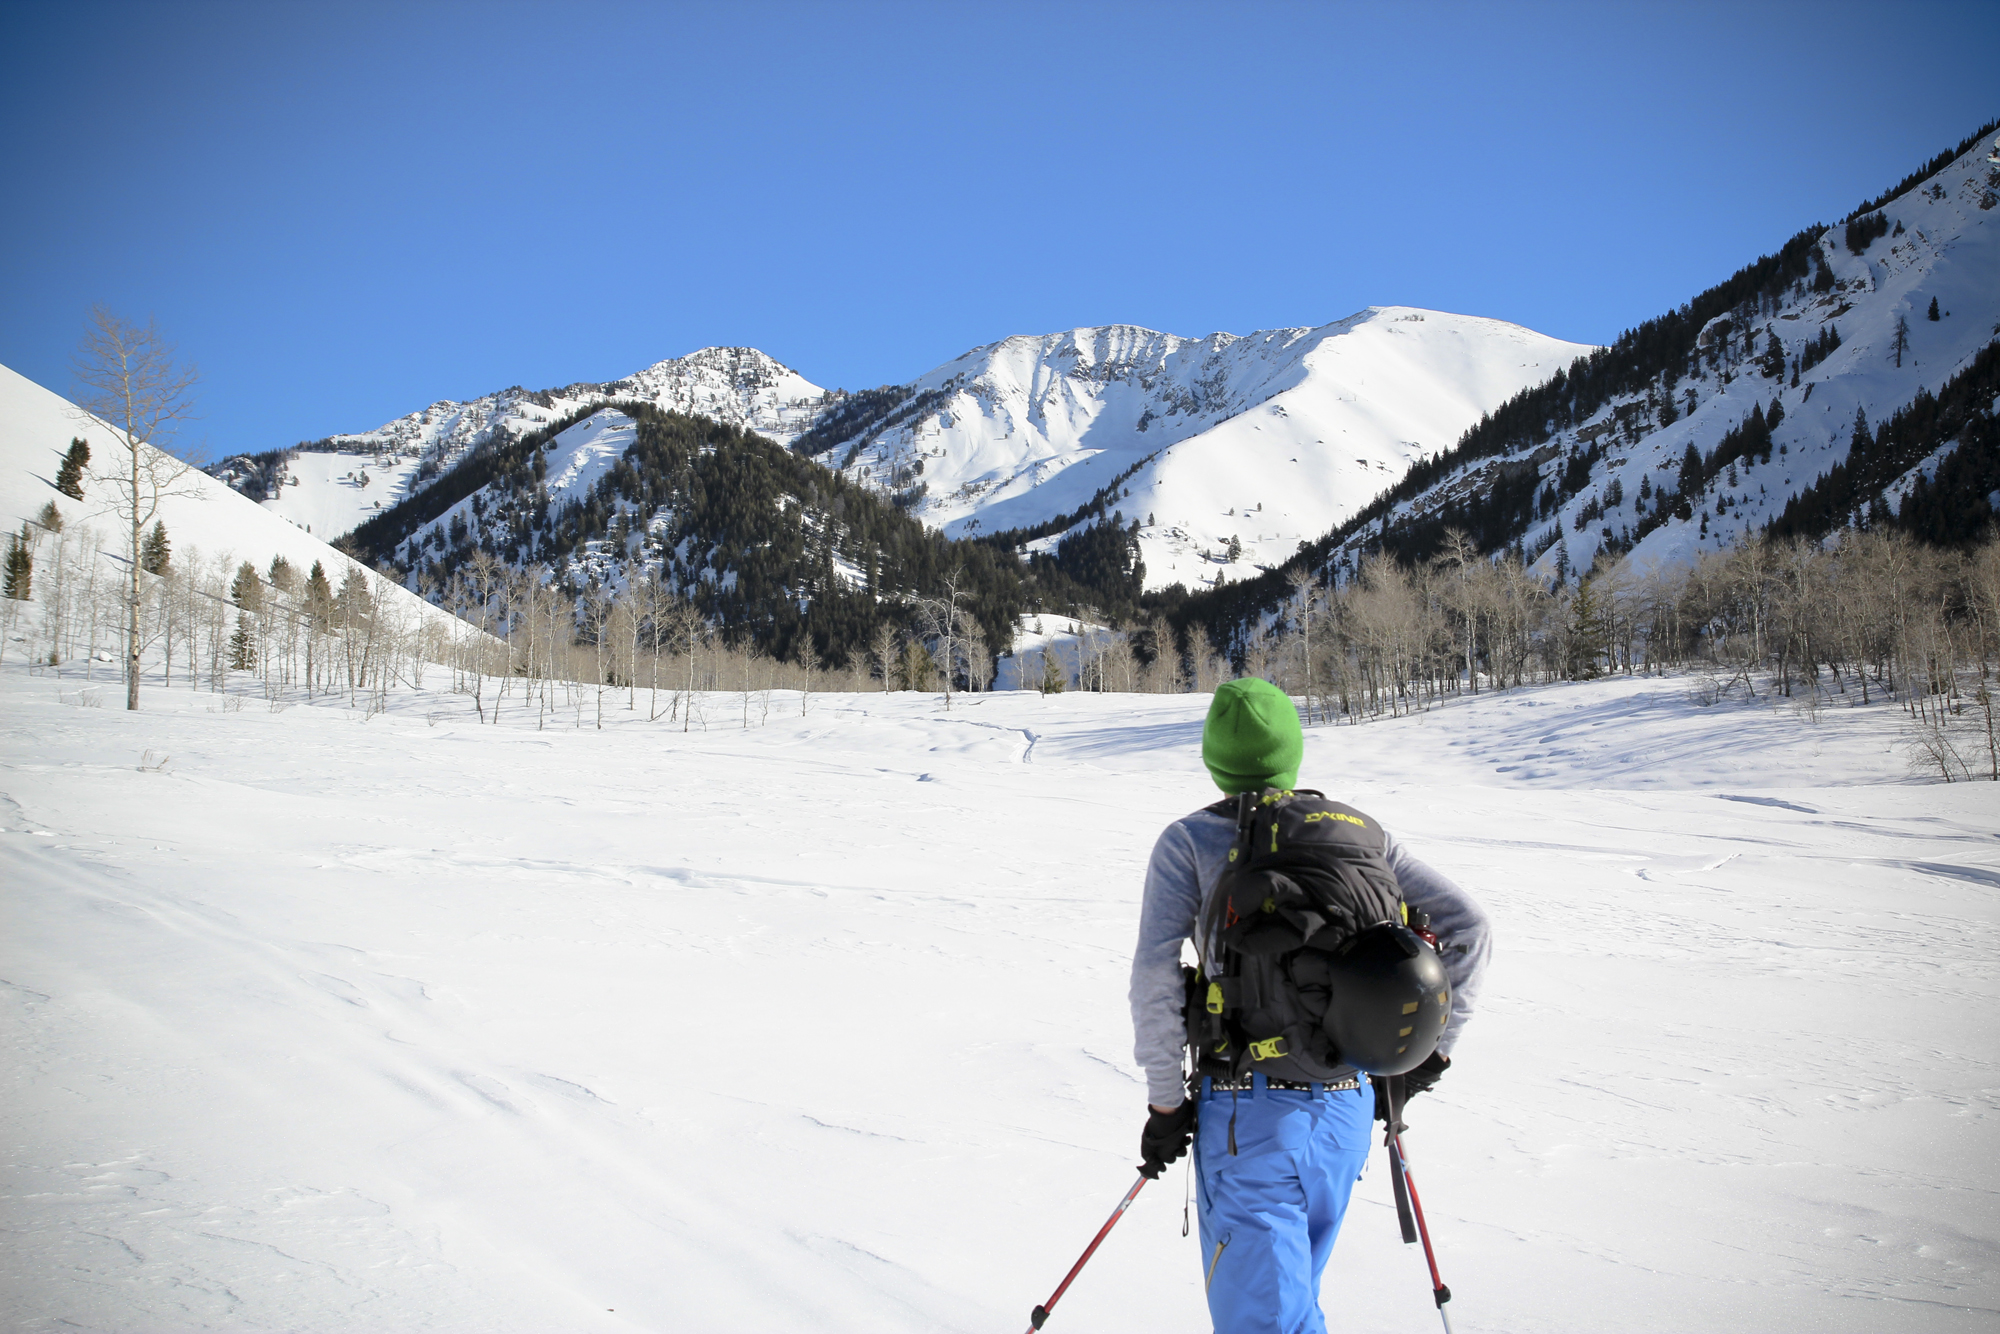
[0,362,459,641]
[826,309,1593,590]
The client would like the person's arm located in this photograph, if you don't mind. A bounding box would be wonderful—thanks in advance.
[1129,820,1203,1110]
[1384,832,1491,1057]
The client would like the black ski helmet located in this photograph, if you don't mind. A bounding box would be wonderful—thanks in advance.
[1321,922,1451,1075]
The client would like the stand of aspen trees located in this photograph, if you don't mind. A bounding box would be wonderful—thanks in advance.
[6,507,1996,777]
[4,515,442,716]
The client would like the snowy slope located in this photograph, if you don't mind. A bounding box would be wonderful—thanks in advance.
[232,347,828,530]
[2,666,1992,1332]
[1365,130,2000,580]
[832,310,1593,590]
[0,363,454,637]
[255,446,426,539]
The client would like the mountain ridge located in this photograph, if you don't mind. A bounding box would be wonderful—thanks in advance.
[220,309,1594,597]
[1168,119,2000,650]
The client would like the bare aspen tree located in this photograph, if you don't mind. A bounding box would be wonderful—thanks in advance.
[642,580,673,720]
[796,639,820,715]
[582,584,614,729]
[914,567,969,707]
[1435,530,1480,695]
[870,620,898,691]
[1286,567,1319,717]
[71,307,200,710]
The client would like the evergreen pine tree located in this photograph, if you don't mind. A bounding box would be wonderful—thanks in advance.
[37,501,63,534]
[1891,314,1910,368]
[140,521,171,574]
[1038,647,1066,694]
[227,614,256,671]
[1677,442,1704,499]
[1566,578,1609,679]
[2,530,31,601]
[1928,295,1941,321]
[304,560,334,628]
[230,560,264,614]
[54,438,89,500]
[335,566,374,629]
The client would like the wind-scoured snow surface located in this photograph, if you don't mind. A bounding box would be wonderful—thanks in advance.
[843,310,1594,590]
[3,666,1993,1332]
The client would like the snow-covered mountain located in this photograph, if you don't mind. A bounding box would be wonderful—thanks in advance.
[213,347,829,528]
[821,310,1593,590]
[1319,126,2000,584]
[242,317,1589,598]
[332,346,826,463]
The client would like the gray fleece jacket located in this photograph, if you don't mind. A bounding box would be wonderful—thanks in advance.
[1128,802,1492,1109]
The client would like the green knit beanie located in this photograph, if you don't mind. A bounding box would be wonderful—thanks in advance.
[1201,678,1303,794]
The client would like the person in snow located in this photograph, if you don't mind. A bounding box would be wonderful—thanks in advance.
[1129,678,1491,1334]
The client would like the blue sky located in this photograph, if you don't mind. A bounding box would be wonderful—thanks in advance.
[3,0,1995,459]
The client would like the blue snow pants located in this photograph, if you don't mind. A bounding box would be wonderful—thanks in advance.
[1193,1075,1374,1334]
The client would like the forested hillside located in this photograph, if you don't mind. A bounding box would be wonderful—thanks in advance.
[348,402,1142,673]
[1169,119,2000,655]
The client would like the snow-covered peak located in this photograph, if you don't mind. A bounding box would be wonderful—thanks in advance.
[241,347,828,535]
[605,346,824,436]
[832,307,1594,590]
[323,346,823,473]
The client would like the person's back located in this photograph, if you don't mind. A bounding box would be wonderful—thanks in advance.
[1129,678,1491,1334]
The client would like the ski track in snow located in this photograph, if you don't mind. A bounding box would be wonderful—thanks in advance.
[1,666,1996,1332]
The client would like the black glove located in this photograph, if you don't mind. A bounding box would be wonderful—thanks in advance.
[1373,1052,1451,1130]
[1402,1050,1450,1100]
[1138,1101,1197,1179]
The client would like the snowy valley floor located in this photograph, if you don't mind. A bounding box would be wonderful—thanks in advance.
[1,665,1996,1333]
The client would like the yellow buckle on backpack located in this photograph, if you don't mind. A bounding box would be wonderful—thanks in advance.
[1248,1036,1288,1061]
[1206,982,1224,1015]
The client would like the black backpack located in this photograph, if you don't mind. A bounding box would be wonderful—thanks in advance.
[1186,788,1408,1084]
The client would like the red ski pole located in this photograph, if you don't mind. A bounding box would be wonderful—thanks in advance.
[1390,1132,1454,1334]
[1024,1174,1148,1332]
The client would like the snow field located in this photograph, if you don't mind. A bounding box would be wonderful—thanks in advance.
[2,665,1995,1332]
